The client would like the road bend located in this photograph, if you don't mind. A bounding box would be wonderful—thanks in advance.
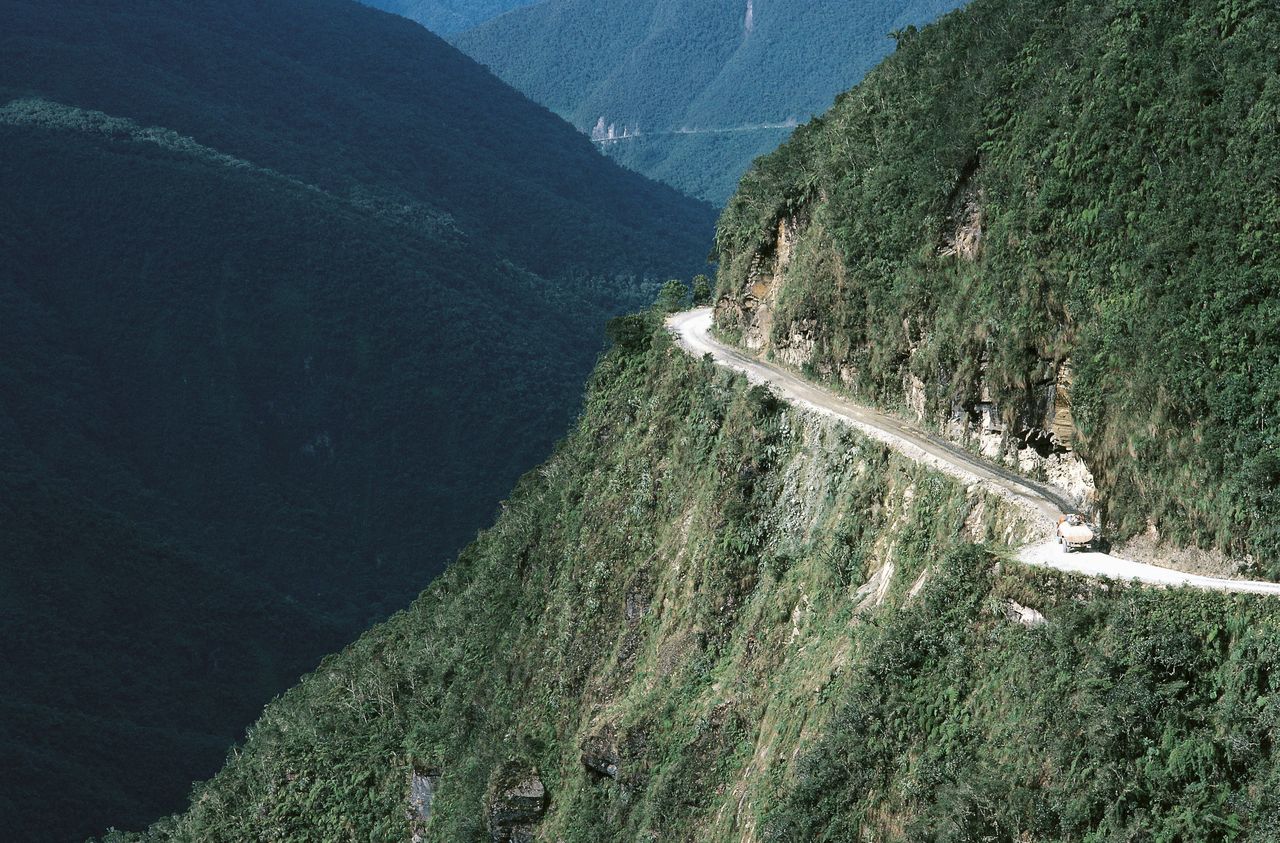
[668,308,1280,596]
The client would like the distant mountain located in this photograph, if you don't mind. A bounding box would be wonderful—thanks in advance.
[0,0,714,838]
[5,0,713,286]
[358,0,540,34]
[454,0,966,203]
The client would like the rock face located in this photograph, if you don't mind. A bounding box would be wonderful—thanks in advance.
[717,204,1098,512]
[938,162,984,262]
[580,733,621,779]
[722,214,807,355]
[407,769,441,843]
[485,761,548,842]
[1005,599,1048,627]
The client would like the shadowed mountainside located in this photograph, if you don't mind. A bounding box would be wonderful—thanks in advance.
[0,0,714,838]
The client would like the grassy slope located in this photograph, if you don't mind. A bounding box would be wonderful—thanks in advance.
[715,0,1280,569]
[109,318,1280,841]
[454,0,966,203]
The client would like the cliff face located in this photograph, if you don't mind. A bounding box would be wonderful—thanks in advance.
[111,323,1280,842]
[713,0,1280,570]
[717,204,1097,511]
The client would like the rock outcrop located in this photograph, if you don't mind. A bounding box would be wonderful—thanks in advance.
[717,201,1097,511]
[407,768,441,843]
[581,733,621,779]
[485,761,548,843]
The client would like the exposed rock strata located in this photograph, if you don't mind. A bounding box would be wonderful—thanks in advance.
[718,207,1097,511]
[485,762,547,843]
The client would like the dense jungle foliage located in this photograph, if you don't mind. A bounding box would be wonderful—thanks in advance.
[0,0,715,837]
[716,0,1280,571]
[104,314,1280,841]
[454,0,965,203]
[357,0,536,35]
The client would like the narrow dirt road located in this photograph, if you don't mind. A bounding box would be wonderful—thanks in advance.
[590,122,796,144]
[668,308,1280,596]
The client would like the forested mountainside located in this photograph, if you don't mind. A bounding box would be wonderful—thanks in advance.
[96,0,1280,839]
[2,0,713,289]
[454,0,965,203]
[0,0,714,838]
[358,0,537,35]
[104,313,1280,843]
[716,0,1280,574]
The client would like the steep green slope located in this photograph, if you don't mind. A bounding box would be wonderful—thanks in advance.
[105,315,1280,842]
[357,0,539,35]
[715,0,1280,571]
[454,0,966,202]
[0,0,714,837]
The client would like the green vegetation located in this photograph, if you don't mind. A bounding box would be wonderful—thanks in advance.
[0,0,715,837]
[454,0,966,203]
[692,274,713,305]
[655,278,691,313]
[768,554,1280,841]
[357,0,537,35]
[716,0,1280,570]
[106,317,1280,841]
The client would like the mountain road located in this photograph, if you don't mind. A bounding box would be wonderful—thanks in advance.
[668,308,1280,596]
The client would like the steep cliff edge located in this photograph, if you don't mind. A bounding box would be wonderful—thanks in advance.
[714,0,1280,574]
[106,321,1280,841]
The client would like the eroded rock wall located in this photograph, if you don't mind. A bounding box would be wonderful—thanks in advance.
[716,203,1096,511]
